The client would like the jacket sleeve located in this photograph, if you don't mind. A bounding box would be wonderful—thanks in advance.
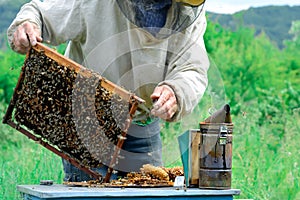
[160,10,209,121]
[7,0,85,47]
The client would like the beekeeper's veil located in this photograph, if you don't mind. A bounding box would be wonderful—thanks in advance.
[116,0,206,38]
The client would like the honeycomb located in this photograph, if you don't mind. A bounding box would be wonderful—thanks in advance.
[3,43,143,180]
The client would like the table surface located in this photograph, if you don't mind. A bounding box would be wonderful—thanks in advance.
[18,184,241,198]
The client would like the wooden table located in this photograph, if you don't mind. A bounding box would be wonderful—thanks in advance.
[17,184,240,200]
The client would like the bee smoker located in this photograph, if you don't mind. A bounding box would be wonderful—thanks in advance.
[178,104,234,189]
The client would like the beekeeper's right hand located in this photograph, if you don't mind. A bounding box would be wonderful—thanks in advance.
[11,21,42,54]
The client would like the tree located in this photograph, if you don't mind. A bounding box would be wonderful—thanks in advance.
[289,20,300,41]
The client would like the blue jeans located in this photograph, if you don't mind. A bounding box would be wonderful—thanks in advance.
[63,119,162,182]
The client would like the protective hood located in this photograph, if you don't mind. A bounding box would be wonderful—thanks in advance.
[116,0,205,38]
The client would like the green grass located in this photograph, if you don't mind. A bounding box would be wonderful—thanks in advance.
[231,104,300,199]
[0,104,63,200]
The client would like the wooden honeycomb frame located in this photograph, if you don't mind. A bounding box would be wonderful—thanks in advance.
[3,42,144,182]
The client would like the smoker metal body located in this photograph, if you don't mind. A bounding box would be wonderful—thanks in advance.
[178,124,233,189]
[199,123,233,189]
[178,104,234,189]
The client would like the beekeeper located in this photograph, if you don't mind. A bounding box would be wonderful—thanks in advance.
[7,0,209,182]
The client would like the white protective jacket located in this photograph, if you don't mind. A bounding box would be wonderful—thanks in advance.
[7,0,209,122]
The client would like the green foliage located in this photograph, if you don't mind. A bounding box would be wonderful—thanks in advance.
[0,49,24,104]
[207,5,300,48]
[204,18,300,114]
[288,20,300,41]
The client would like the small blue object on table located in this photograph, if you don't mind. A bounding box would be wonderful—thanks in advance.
[17,184,240,200]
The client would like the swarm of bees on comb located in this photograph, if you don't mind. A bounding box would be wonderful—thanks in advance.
[3,44,142,176]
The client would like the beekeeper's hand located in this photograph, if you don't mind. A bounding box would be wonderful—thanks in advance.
[11,21,42,54]
[150,85,178,121]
